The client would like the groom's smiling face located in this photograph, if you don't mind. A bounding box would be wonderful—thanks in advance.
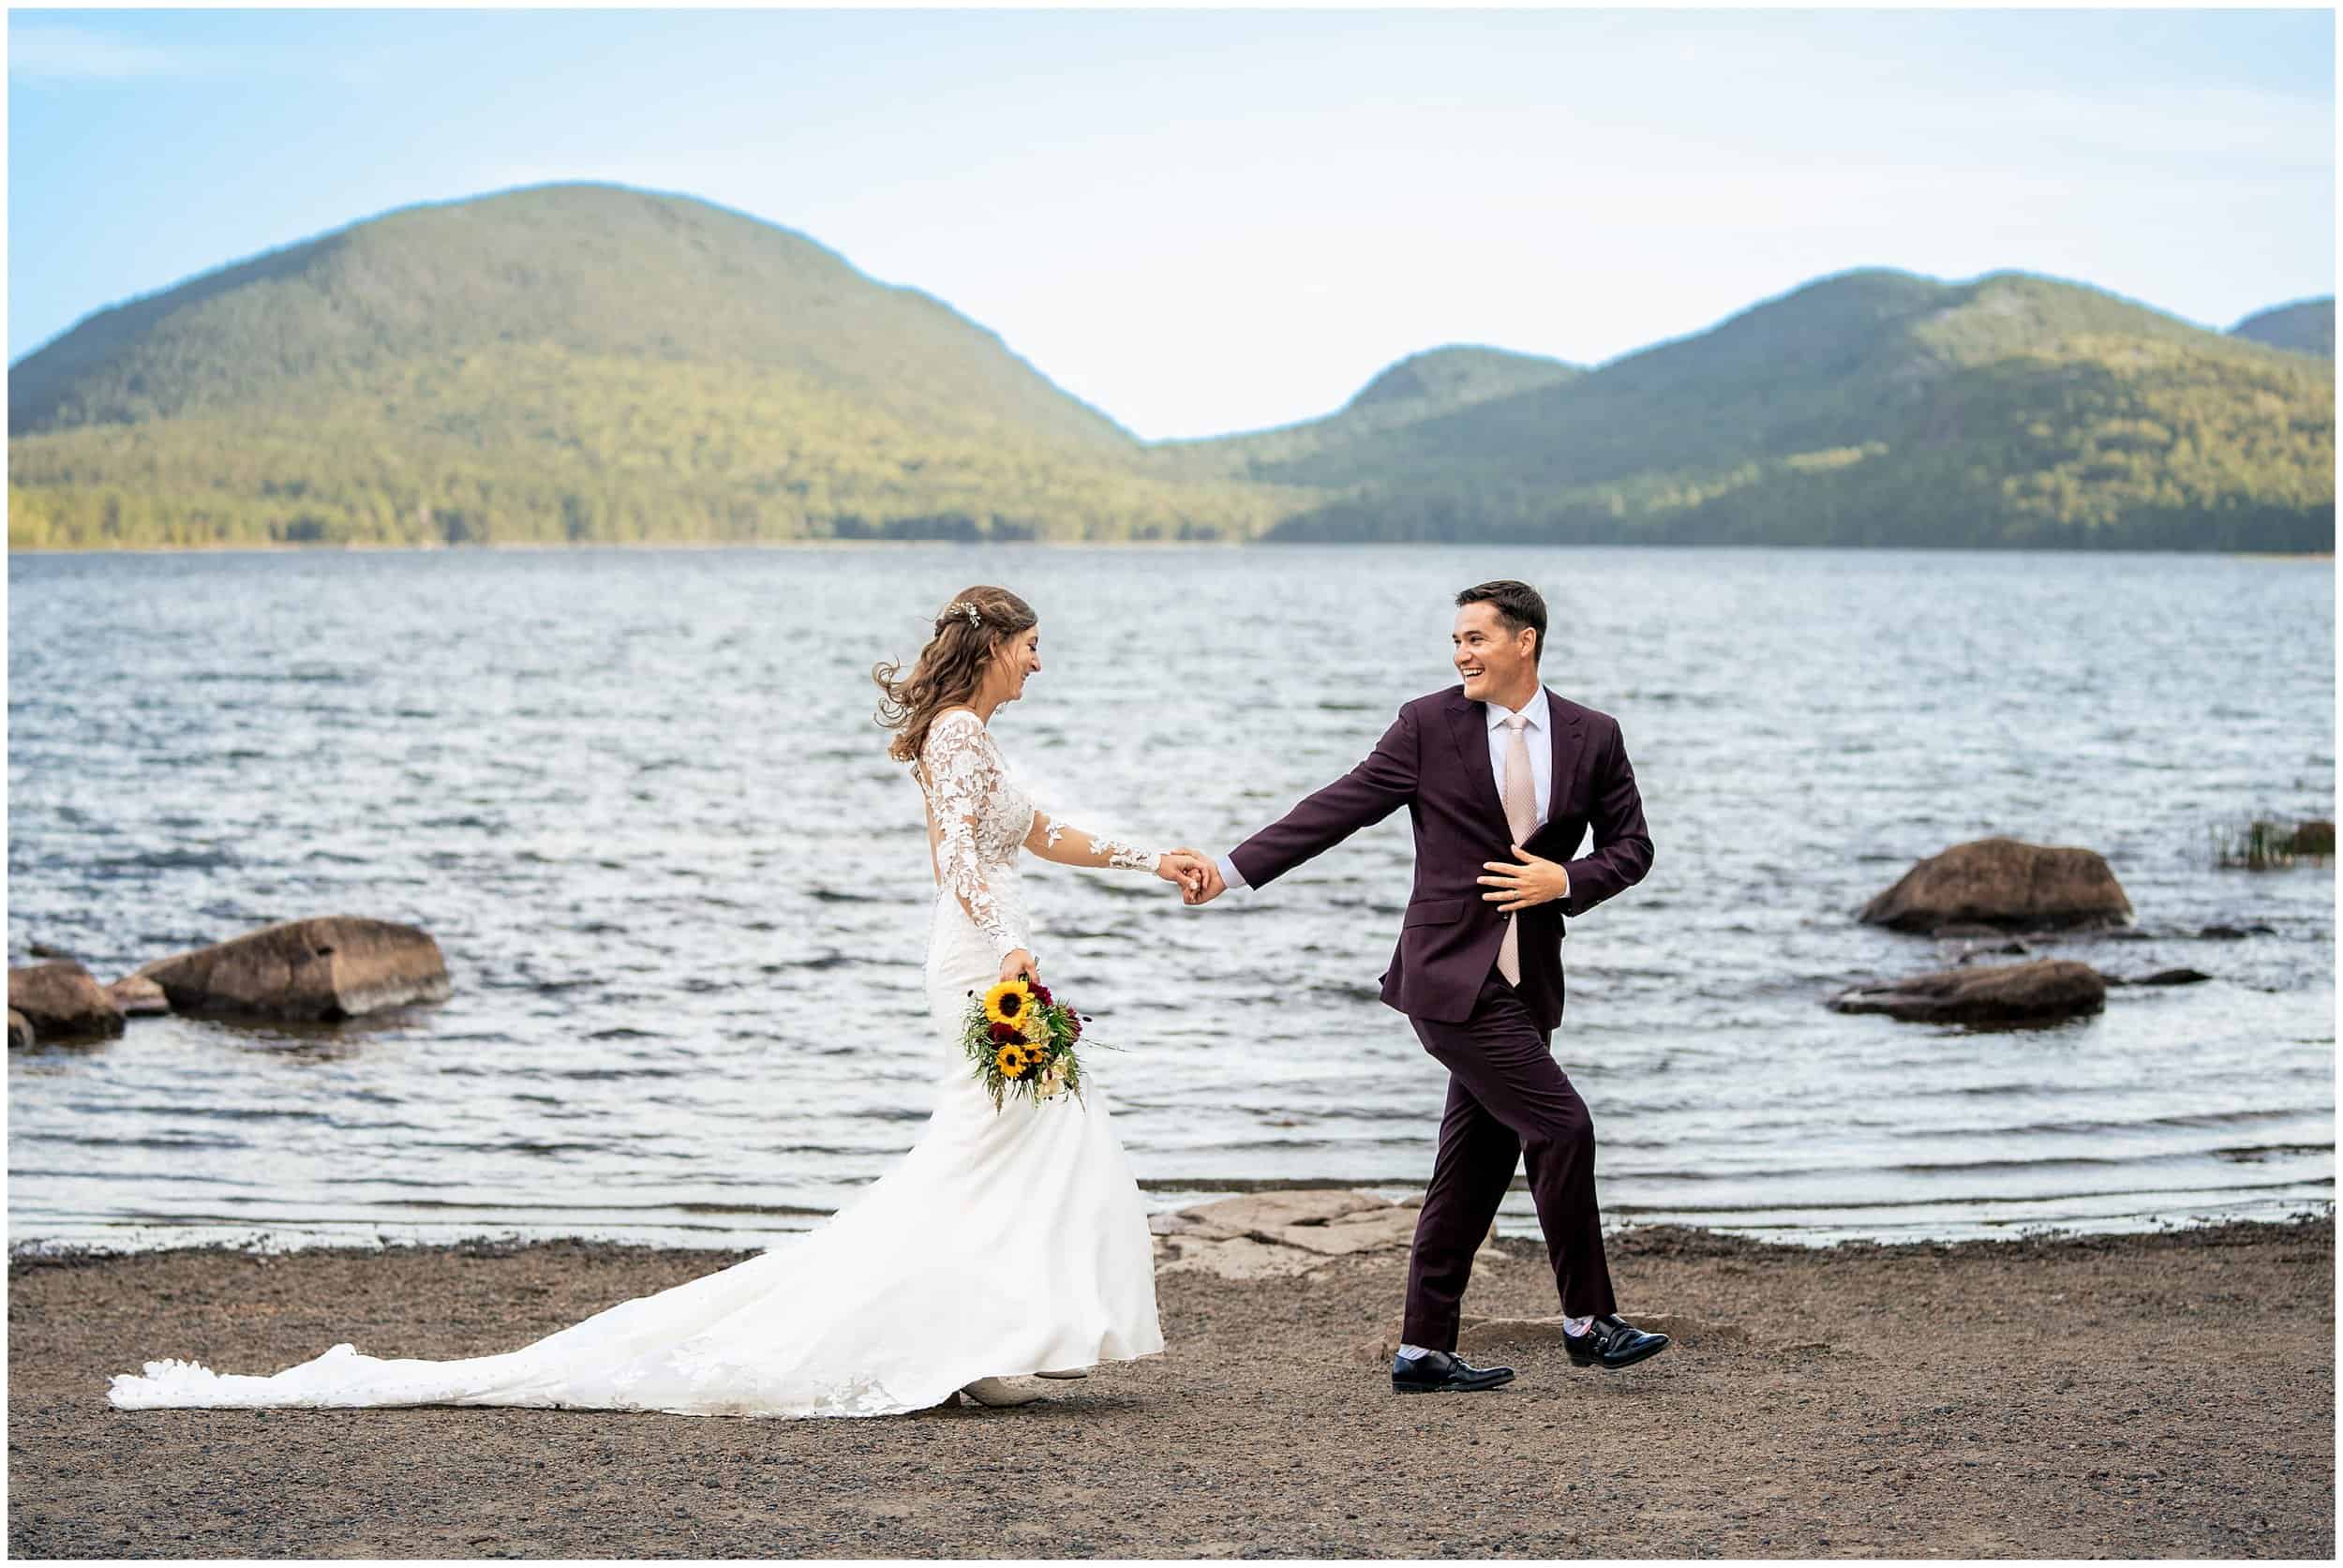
[1453,603,1538,708]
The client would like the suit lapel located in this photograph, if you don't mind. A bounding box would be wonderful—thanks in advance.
[1530,688,1587,848]
[1443,696,1511,837]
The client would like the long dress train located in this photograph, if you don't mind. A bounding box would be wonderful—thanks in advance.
[106,709,1167,1418]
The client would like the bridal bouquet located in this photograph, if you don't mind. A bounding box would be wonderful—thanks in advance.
[963,978,1090,1111]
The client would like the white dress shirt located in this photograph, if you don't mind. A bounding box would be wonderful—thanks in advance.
[1485,685,1554,836]
[1217,686,1554,893]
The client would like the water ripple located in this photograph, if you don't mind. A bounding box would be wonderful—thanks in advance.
[7,544,2334,1251]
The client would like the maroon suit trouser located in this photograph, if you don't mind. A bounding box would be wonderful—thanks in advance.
[1400,970,1617,1349]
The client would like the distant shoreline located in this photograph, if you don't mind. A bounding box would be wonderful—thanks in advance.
[7,538,2335,560]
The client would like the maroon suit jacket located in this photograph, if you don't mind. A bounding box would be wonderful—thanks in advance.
[1229,685,1653,1032]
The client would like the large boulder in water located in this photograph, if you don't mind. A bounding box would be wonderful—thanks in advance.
[1829,959,2106,1025]
[131,917,450,1022]
[7,961,127,1041]
[1859,837,2132,933]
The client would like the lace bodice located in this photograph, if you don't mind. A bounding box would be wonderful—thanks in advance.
[917,709,1160,959]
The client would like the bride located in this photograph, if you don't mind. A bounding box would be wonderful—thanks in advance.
[107,585,1207,1418]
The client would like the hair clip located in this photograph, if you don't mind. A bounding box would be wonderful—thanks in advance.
[943,600,981,629]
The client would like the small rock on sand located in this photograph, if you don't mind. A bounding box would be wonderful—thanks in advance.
[1154,1190,1496,1280]
[1178,1190,1390,1232]
[1156,1235,1327,1281]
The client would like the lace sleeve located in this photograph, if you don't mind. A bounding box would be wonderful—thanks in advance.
[1024,808,1163,874]
[918,711,1021,959]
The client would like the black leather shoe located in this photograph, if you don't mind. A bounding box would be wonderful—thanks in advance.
[1563,1314,1670,1369]
[1391,1349,1515,1394]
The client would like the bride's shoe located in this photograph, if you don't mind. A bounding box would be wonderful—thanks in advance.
[959,1376,1045,1408]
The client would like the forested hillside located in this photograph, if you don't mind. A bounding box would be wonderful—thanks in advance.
[8,189,2331,552]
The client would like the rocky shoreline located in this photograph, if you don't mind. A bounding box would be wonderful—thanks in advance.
[8,1202,2332,1558]
[17,832,2322,1051]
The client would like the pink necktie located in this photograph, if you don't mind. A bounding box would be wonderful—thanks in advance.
[1496,713,1537,984]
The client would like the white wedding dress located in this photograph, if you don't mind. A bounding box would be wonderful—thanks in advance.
[107,709,1166,1418]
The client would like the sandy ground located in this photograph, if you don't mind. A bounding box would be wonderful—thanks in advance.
[7,1211,2333,1559]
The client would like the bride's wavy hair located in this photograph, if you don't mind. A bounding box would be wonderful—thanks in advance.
[873,586,1039,767]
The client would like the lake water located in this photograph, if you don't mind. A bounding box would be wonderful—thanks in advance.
[7,544,2334,1253]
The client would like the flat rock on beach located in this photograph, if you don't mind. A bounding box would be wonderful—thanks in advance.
[7,1200,2331,1559]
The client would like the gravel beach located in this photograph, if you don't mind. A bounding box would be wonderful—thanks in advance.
[8,1208,2333,1559]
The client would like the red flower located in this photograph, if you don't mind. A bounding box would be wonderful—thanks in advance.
[1033,983,1054,1008]
[988,1021,1019,1043]
[1067,1012,1083,1040]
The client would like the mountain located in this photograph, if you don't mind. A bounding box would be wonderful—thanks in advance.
[1350,344,1582,411]
[7,184,1285,546]
[2230,298,2335,358]
[1213,270,2334,551]
[1156,345,1579,479]
[7,191,2333,552]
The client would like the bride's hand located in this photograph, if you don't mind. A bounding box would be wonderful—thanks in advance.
[1157,849,1209,900]
[999,948,1041,987]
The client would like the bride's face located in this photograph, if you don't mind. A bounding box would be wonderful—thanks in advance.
[989,626,1042,705]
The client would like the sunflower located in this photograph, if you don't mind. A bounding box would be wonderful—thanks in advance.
[982,979,1034,1029]
[994,1042,1032,1079]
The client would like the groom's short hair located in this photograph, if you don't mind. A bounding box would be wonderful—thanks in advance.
[1455,580,1546,663]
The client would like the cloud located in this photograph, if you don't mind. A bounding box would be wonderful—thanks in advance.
[7,20,376,85]
[7,22,216,81]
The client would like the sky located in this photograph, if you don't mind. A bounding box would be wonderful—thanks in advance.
[7,5,2336,441]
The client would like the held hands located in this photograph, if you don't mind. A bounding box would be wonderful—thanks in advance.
[1479,844,1571,914]
[1160,847,1226,906]
[1005,847,1222,982]
[1157,848,1214,903]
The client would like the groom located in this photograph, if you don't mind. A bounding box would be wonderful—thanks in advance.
[1188,580,1667,1391]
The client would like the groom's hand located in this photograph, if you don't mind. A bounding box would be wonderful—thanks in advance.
[1157,848,1210,900]
[1479,845,1571,913]
[1184,857,1227,905]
